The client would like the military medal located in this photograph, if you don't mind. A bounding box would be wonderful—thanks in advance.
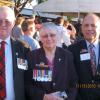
[33,62,53,82]
[38,70,41,81]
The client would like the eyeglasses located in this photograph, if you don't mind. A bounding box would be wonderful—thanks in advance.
[0,19,12,26]
[41,34,56,38]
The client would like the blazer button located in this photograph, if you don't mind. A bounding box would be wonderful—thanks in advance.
[53,82,56,86]
[92,80,94,83]
[97,71,100,76]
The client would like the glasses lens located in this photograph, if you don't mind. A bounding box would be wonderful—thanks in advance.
[42,34,56,38]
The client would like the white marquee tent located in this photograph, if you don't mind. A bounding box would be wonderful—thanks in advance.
[33,0,100,17]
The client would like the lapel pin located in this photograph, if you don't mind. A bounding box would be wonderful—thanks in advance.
[58,58,61,62]
[16,52,18,56]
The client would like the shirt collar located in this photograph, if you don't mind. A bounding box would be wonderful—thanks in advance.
[0,36,11,45]
[86,39,99,48]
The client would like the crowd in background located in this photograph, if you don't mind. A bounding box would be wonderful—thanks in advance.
[0,5,100,100]
[12,15,83,50]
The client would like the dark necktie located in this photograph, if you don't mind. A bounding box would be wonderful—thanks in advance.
[0,41,6,99]
[89,44,96,76]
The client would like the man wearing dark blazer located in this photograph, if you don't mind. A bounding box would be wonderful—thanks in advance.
[68,13,100,100]
[0,6,29,100]
[25,22,78,100]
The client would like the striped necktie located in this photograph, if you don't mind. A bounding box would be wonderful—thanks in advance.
[89,44,96,76]
[0,41,6,99]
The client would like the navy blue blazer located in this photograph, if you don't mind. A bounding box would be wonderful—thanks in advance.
[68,39,100,100]
[10,37,29,100]
[25,47,78,100]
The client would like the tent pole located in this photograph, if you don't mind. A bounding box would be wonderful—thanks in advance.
[78,12,80,20]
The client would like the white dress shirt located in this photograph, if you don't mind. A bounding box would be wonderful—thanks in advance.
[0,36,15,100]
[56,24,71,47]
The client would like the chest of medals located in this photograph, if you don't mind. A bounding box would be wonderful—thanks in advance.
[33,63,53,82]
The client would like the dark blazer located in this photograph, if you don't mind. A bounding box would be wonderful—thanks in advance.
[68,39,100,100]
[25,47,78,100]
[10,37,29,100]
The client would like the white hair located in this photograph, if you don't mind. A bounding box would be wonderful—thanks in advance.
[39,22,58,35]
[0,6,15,21]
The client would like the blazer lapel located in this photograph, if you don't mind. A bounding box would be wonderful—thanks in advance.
[79,39,88,51]
[53,47,63,80]
[96,40,100,73]
[10,38,18,77]
[10,38,26,100]
[39,48,48,65]
[80,40,93,76]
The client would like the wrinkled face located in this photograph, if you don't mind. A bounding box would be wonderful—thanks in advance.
[0,9,15,40]
[40,28,57,50]
[82,14,100,43]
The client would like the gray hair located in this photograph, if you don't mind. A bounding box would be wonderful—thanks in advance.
[39,22,58,35]
[0,6,15,21]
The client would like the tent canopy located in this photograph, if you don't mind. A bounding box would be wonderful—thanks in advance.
[33,0,79,13]
[33,0,100,17]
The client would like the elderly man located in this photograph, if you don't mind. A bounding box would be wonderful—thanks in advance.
[0,6,29,100]
[68,13,100,100]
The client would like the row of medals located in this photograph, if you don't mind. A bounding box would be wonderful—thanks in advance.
[33,69,52,82]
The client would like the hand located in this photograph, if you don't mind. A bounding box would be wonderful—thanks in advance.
[43,94,64,100]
